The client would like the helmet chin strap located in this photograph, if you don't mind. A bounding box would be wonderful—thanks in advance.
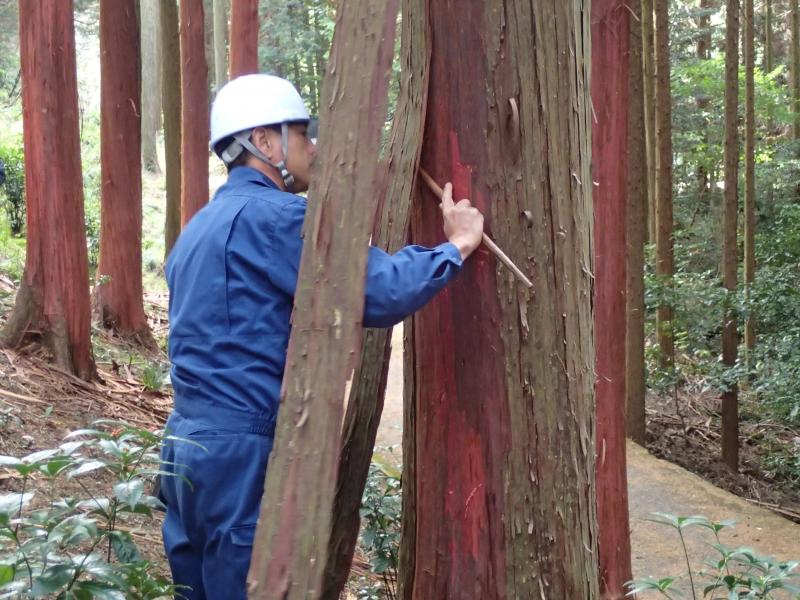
[231,125,295,190]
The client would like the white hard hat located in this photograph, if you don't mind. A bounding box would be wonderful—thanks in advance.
[210,74,310,155]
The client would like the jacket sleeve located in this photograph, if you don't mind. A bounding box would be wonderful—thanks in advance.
[267,198,463,328]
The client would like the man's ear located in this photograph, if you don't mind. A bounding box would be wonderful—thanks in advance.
[251,127,273,159]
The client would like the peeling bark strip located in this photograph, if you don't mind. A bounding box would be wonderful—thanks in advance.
[401,1,598,598]
[322,0,430,596]
[179,0,209,226]
[246,2,400,598]
[96,0,155,347]
[2,0,95,380]
[229,0,259,79]
[591,1,634,597]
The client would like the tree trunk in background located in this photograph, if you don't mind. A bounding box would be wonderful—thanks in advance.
[592,2,633,597]
[229,0,258,78]
[697,0,713,210]
[162,0,182,257]
[745,0,756,367]
[246,3,400,598]
[722,0,740,471]
[322,0,428,596]
[213,0,228,90]
[179,0,209,226]
[627,0,648,447]
[792,0,800,141]
[655,0,674,367]
[2,0,95,380]
[698,0,713,58]
[400,1,598,598]
[96,0,155,348]
[643,0,656,244]
[765,0,773,72]
[141,0,162,174]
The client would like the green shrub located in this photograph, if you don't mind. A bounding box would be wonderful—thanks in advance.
[0,141,25,237]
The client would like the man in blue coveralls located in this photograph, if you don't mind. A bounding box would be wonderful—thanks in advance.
[159,74,485,599]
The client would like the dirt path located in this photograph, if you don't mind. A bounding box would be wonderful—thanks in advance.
[377,325,800,587]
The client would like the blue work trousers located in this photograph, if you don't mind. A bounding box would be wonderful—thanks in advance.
[160,411,273,600]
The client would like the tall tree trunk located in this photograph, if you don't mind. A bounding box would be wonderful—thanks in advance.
[246,2,400,598]
[745,0,756,368]
[162,0,182,257]
[792,0,800,141]
[592,1,633,597]
[400,1,598,598]
[96,0,155,348]
[2,0,96,380]
[213,0,228,90]
[643,0,656,244]
[765,0,773,72]
[697,0,713,209]
[179,0,209,226]
[655,0,675,367]
[322,0,428,595]
[229,0,258,78]
[722,0,740,471]
[141,0,162,174]
[628,0,648,445]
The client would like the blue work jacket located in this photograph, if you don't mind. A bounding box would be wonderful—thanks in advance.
[166,166,462,437]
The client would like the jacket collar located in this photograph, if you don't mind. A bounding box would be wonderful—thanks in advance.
[227,166,281,191]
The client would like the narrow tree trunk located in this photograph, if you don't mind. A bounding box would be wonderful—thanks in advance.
[246,3,400,598]
[179,0,209,226]
[2,0,96,380]
[745,0,756,366]
[627,0,648,447]
[722,0,740,471]
[322,0,428,595]
[213,0,228,90]
[141,0,162,174]
[162,0,182,256]
[765,0,773,72]
[592,2,633,597]
[229,0,258,78]
[400,1,598,598]
[792,0,800,141]
[96,0,155,348]
[655,0,675,366]
[643,0,656,244]
[697,0,713,208]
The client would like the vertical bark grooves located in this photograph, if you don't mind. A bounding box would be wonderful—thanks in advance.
[402,1,598,598]
[246,3,400,598]
[96,0,154,347]
[229,0,259,79]
[2,0,95,379]
[722,0,740,471]
[179,0,209,227]
[323,0,431,595]
[744,0,756,357]
[161,0,182,257]
[654,0,674,365]
[626,0,648,446]
[642,0,656,244]
[212,0,228,90]
[592,2,634,597]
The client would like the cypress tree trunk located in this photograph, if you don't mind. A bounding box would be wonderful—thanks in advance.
[322,0,428,595]
[229,0,258,78]
[627,0,648,446]
[141,0,162,174]
[655,0,675,367]
[592,1,633,596]
[744,0,756,361]
[722,0,740,471]
[162,0,182,256]
[179,0,209,226]
[400,1,598,597]
[2,0,96,380]
[213,0,227,90]
[246,2,400,598]
[765,0,773,73]
[96,0,155,348]
[642,0,657,244]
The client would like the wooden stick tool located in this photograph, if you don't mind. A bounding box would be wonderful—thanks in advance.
[419,169,533,289]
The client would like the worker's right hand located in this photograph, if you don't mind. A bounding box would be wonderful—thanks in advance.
[441,182,484,261]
